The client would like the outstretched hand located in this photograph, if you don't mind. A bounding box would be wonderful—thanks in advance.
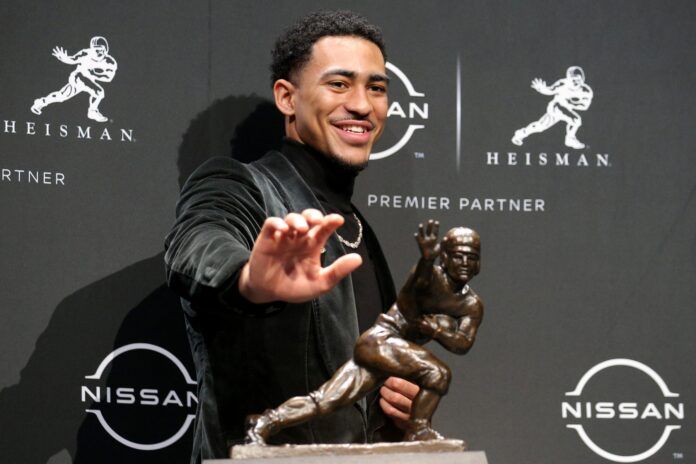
[52,46,70,63]
[238,209,362,304]
[415,219,440,260]
[531,78,548,94]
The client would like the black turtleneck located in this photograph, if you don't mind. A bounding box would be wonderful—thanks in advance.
[281,138,384,333]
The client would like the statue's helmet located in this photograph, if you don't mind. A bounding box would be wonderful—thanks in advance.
[442,227,480,253]
[90,36,109,53]
[566,66,585,82]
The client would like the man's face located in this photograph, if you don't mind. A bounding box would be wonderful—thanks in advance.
[283,36,388,168]
[443,245,480,285]
[569,72,584,87]
[92,46,106,59]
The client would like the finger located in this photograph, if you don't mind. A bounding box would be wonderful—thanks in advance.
[309,213,344,244]
[418,222,423,237]
[384,377,420,400]
[284,212,309,234]
[301,208,324,227]
[428,219,437,236]
[432,220,439,238]
[260,217,289,239]
[379,386,412,413]
[379,398,410,422]
[303,210,326,244]
[318,253,362,291]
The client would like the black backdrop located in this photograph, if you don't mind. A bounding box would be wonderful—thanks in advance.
[1,1,694,463]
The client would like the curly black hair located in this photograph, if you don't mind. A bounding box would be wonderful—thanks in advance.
[270,10,386,87]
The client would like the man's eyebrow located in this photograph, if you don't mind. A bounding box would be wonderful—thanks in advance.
[369,73,390,84]
[321,69,390,84]
[321,69,356,80]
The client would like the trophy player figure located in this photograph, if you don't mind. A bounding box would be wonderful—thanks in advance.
[31,36,117,122]
[247,220,483,443]
[512,66,593,149]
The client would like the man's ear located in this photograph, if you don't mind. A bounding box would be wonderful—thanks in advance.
[273,79,296,116]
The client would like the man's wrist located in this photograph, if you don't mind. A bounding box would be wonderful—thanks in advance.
[238,262,267,304]
[218,261,281,315]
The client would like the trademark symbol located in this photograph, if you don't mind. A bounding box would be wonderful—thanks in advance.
[414,152,425,159]
[673,452,683,459]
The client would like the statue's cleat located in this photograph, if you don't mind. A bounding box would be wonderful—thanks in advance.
[245,414,267,445]
[87,109,108,123]
[245,410,278,445]
[564,137,585,150]
[31,99,44,115]
[403,426,445,441]
[511,130,524,146]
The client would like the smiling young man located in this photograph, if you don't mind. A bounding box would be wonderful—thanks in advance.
[272,34,388,169]
[165,10,419,464]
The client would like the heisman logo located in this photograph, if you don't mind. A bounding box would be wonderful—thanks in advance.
[562,358,684,463]
[369,62,427,160]
[31,36,117,123]
[82,343,197,451]
[512,66,593,150]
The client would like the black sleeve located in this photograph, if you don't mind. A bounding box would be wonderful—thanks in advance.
[164,156,275,315]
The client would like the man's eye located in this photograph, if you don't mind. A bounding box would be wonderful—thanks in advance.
[369,85,387,93]
[329,81,348,89]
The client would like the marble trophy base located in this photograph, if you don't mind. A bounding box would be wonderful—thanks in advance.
[204,439,488,464]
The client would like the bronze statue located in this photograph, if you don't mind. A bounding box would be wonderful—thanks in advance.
[246,220,483,444]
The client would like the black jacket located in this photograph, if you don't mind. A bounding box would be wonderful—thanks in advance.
[164,150,397,463]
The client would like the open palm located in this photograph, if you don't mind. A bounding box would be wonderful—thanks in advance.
[239,209,362,304]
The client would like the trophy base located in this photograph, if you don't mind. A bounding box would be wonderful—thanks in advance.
[205,439,488,463]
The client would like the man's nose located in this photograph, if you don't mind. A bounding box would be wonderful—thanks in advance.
[345,87,371,116]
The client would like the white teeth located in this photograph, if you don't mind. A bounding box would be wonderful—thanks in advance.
[341,125,366,133]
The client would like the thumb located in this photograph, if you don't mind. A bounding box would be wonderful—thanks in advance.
[318,253,362,291]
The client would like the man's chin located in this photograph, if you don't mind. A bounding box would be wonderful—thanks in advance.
[327,151,370,173]
[337,158,368,173]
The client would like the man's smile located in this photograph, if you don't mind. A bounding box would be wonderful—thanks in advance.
[331,119,374,143]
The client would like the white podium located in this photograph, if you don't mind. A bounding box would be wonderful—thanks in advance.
[205,440,488,464]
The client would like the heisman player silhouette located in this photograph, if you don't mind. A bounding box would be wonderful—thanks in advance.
[512,66,593,149]
[31,36,117,122]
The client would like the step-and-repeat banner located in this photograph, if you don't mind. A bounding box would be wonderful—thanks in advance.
[1,1,694,463]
